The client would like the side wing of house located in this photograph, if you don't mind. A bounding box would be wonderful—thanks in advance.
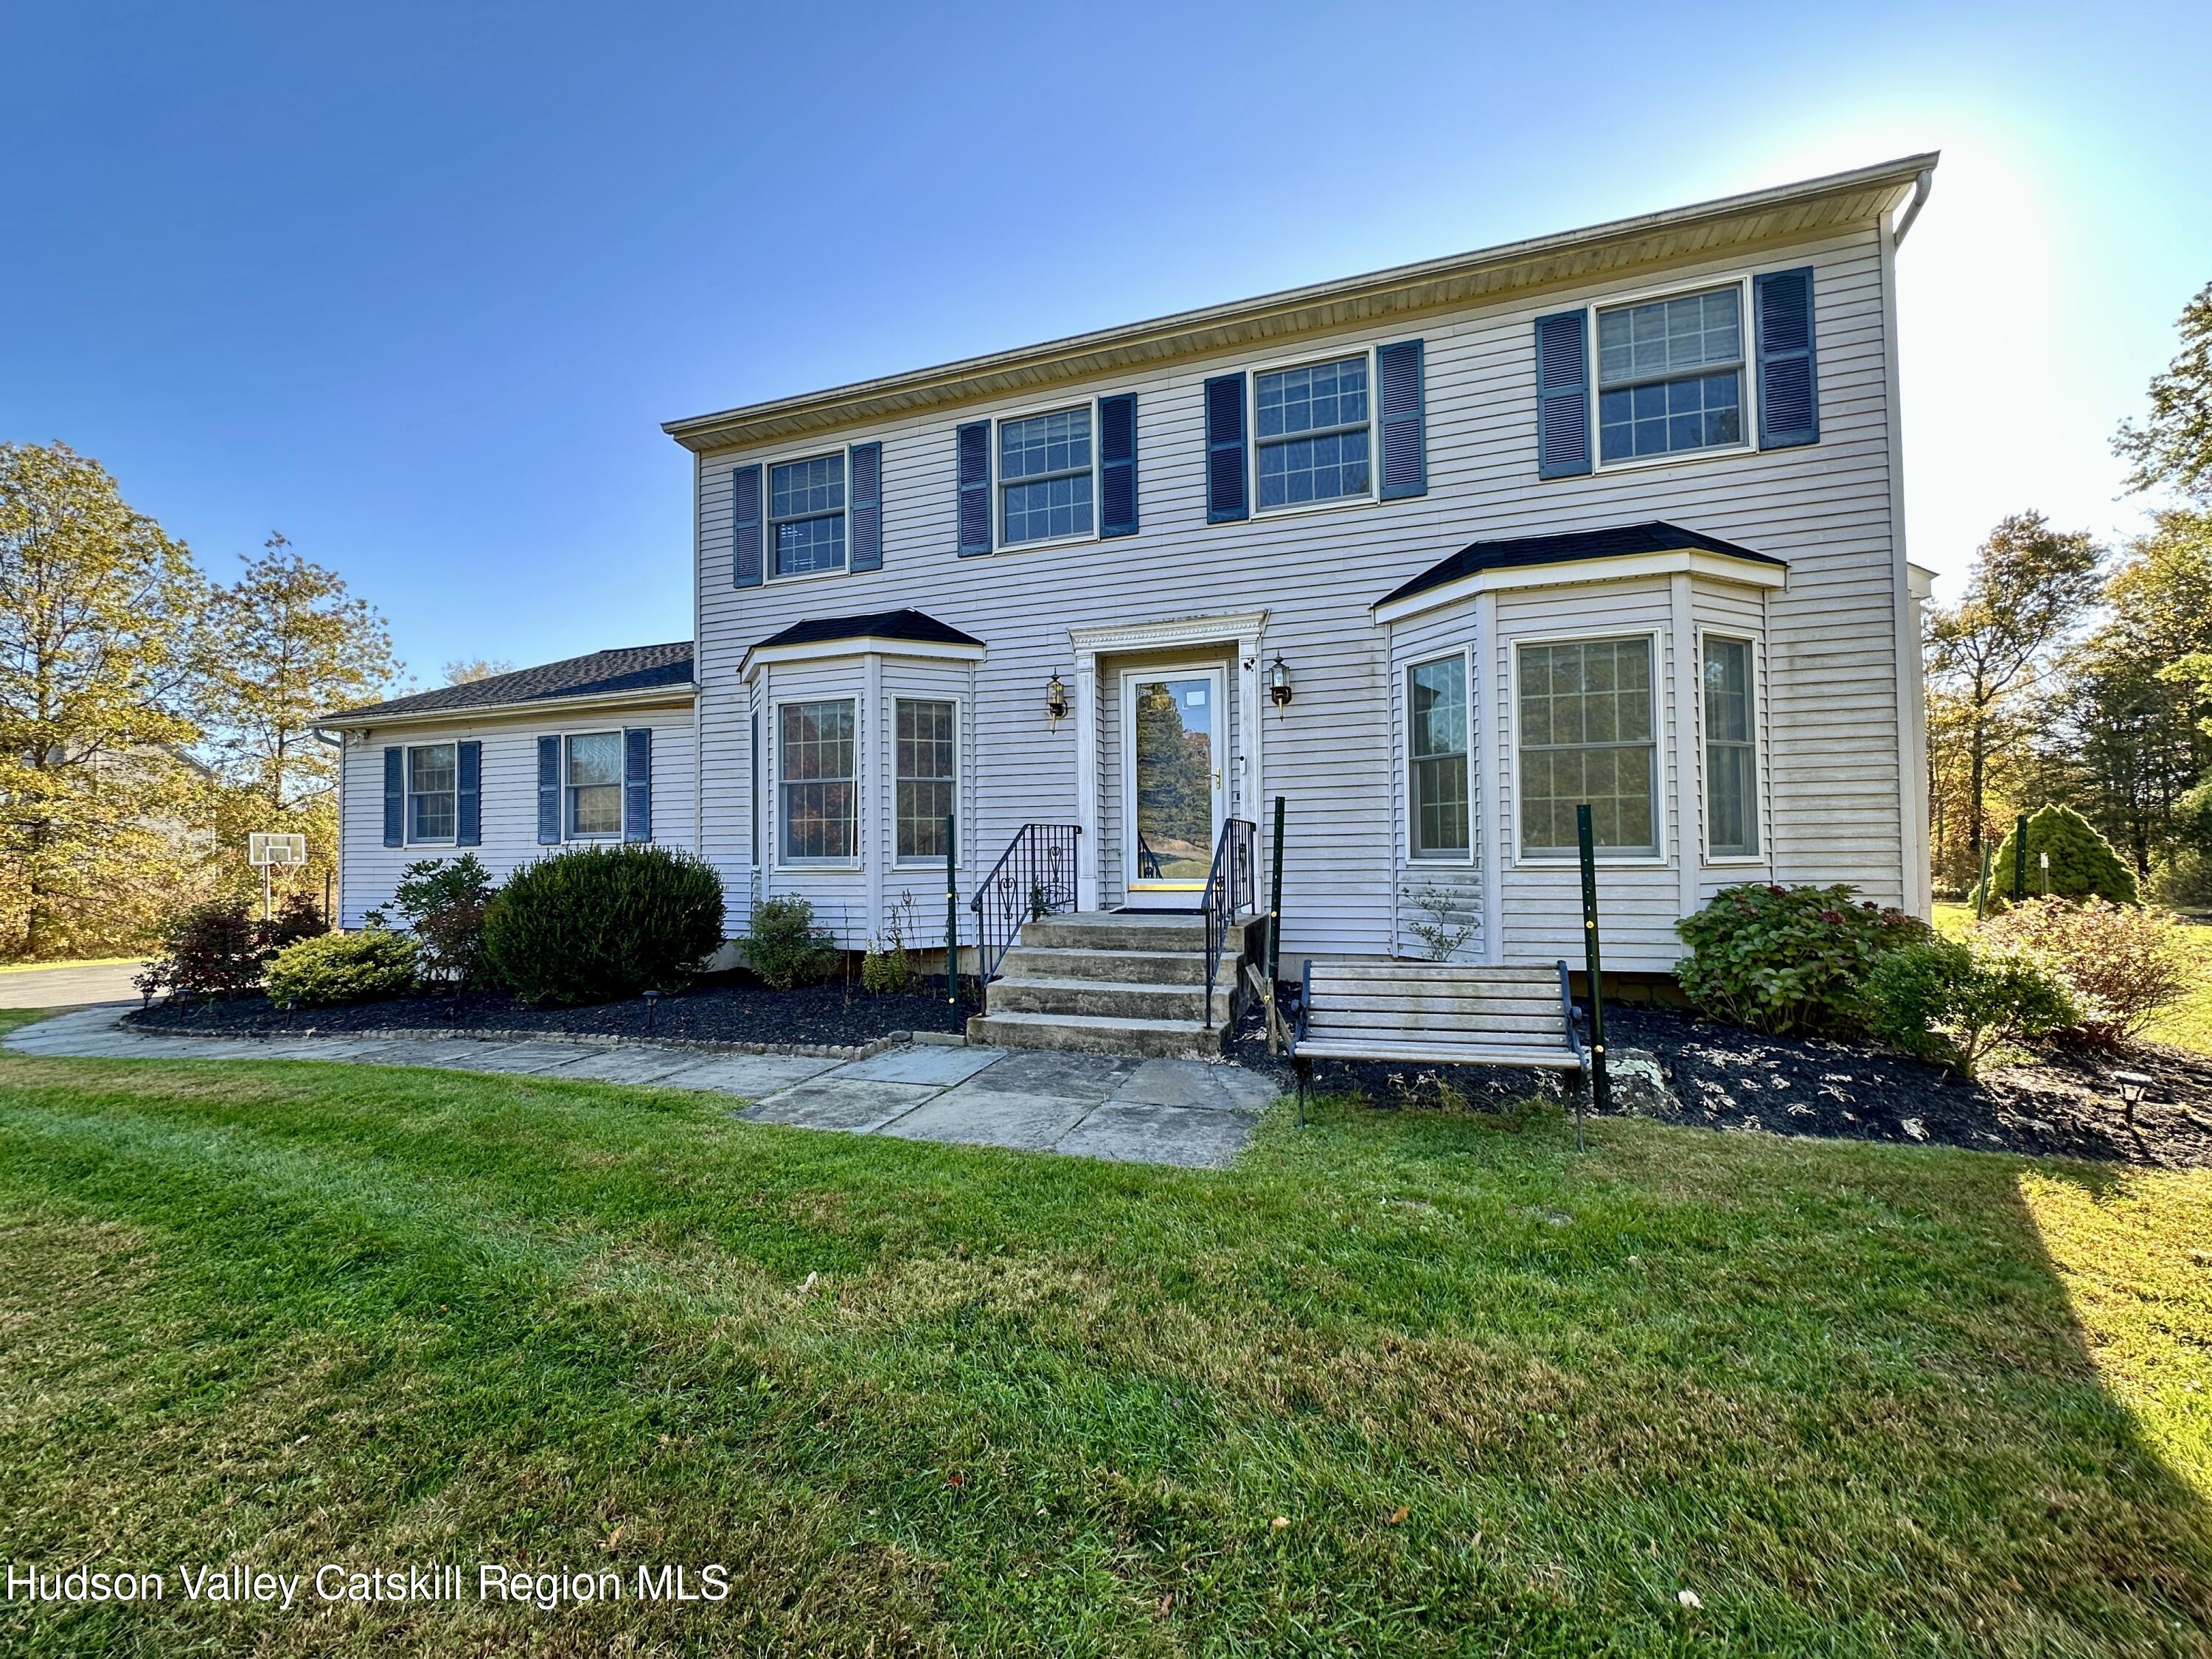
[333,701,698,928]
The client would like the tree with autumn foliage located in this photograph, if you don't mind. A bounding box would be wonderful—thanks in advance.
[0,442,215,956]
[198,533,398,905]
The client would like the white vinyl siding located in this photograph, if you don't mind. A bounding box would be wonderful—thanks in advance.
[337,705,696,928]
[690,222,1911,971]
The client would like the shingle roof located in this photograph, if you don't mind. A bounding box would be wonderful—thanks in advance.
[749,608,984,654]
[321,641,695,723]
[1376,521,1785,611]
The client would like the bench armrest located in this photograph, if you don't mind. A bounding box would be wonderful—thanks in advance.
[1557,959,1588,1069]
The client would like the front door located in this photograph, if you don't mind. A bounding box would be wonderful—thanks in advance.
[1122,665,1226,897]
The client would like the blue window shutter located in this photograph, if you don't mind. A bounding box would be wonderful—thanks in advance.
[382,747,404,847]
[1204,372,1248,522]
[1099,394,1138,536]
[623,727,653,842]
[956,422,991,554]
[1755,267,1819,449]
[537,736,562,844]
[455,740,481,846]
[1535,310,1590,479]
[731,465,763,587]
[849,442,883,571]
[1377,339,1427,499]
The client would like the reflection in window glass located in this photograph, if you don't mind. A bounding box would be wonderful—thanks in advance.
[1703,637,1759,856]
[779,700,856,860]
[1596,287,1744,462]
[896,700,957,861]
[1256,357,1370,508]
[1517,637,1658,856]
[1408,657,1468,858]
[567,731,623,838]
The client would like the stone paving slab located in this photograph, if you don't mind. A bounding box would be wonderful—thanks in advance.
[880,1085,1098,1152]
[538,1046,713,1085]
[742,1078,942,1133]
[652,1053,841,1096]
[957,1048,1138,1101]
[1054,1100,1259,1169]
[834,1044,1006,1087]
[1114,1058,1279,1113]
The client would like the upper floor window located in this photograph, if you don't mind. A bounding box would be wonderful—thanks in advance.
[407,743,456,843]
[1408,656,1469,859]
[769,453,846,577]
[1703,636,1759,858]
[566,731,623,838]
[1596,285,1744,465]
[1517,636,1658,858]
[1256,355,1371,509]
[1000,408,1092,545]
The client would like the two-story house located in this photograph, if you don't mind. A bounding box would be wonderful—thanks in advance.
[325,153,1938,1049]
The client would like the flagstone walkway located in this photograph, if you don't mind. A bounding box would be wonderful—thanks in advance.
[4,1006,1278,1168]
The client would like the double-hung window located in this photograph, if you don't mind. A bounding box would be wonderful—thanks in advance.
[999,408,1092,545]
[1255,355,1371,509]
[768,453,846,577]
[1703,637,1759,858]
[1407,657,1469,859]
[895,699,957,863]
[1517,636,1658,858]
[779,700,856,862]
[1596,285,1745,464]
[566,731,623,838]
[407,743,456,843]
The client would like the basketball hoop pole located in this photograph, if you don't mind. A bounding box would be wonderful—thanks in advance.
[264,860,272,922]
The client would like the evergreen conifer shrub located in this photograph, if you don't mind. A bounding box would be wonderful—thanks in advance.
[1968,804,2139,911]
[482,846,726,1005]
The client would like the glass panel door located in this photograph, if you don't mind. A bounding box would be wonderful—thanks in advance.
[1125,668,1225,892]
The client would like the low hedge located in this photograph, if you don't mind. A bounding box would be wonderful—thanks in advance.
[266,931,420,1009]
[1674,883,1926,1037]
[482,845,726,1005]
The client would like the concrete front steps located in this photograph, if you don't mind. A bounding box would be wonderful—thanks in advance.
[967,910,1258,1060]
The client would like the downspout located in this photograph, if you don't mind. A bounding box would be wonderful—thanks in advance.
[1891,169,1933,248]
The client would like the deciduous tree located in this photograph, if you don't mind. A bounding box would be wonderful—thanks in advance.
[0,442,212,956]
[2115,280,2212,503]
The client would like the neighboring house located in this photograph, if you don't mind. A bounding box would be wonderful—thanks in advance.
[329,154,1940,1004]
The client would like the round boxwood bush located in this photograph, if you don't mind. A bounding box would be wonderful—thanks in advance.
[1968,803,2139,911]
[1865,935,2079,1077]
[1674,882,1927,1037]
[482,845,726,1005]
[266,930,420,1009]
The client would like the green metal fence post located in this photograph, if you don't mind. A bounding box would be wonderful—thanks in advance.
[945,813,959,1008]
[1267,796,1285,1050]
[1575,804,1607,1150]
[2012,813,2029,902]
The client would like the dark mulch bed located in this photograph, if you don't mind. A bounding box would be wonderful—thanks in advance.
[1231,998,2212,1169]
[125,971,972,1050]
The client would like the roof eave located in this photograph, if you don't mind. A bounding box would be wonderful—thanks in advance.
[317,682,699,731]
[664,153,1935,454]
[1372,548,1787,627]
[740,636,987,683]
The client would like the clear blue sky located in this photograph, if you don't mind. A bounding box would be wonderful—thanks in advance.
[4,1,2205,684]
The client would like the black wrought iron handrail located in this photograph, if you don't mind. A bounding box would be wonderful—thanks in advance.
[1136,831,1164,881]
[1203,817,1257,1029]
[969,823,1082,990]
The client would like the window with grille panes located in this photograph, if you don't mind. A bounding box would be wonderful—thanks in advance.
[1703,636,1759,857]
[779,700,856,861]
[894,699,956,863]
[1407,657,1469,858]
[1516,637,1658,857]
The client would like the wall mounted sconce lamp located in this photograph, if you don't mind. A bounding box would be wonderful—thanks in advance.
[1046,672,1070,731]
[1269,655,1293,710]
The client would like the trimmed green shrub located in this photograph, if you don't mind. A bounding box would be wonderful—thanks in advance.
[482,846,726,1005]
[385,854,499,990]
[1968,804,2139,911]
[1674,883,1927,1036]
[266,930,421,1009]
[1978,897,2198,1043]
[1865,935,2079,1077]
[742,895,838,990]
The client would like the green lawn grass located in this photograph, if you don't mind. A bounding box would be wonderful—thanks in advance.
[0,956,143,975]
[1,1048,2208,1655]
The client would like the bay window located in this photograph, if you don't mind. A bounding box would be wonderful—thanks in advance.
[779,700,856,862]
[1517,636,1658,858]
[1407,656,1469,858]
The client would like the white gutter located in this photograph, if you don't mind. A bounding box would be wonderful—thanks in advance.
[315,682,700,737]
[1891,168,1934,248]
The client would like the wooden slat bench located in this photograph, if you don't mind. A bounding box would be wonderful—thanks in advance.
[1289,959,1586,1119]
